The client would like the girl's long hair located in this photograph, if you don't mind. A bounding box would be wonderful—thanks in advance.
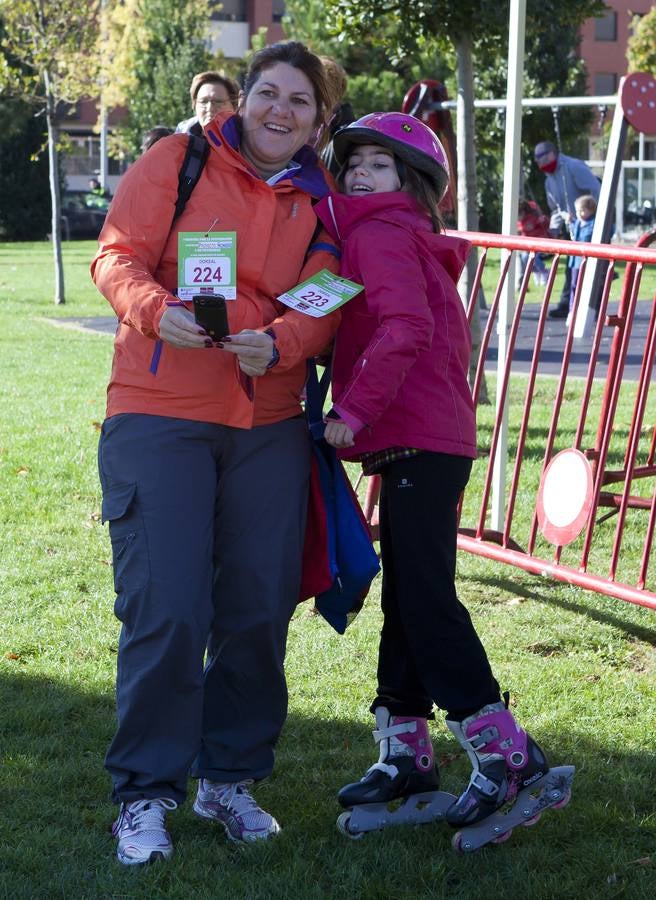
[400,164,445,233]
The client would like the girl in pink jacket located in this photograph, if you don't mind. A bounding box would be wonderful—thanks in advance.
[315,114,571,849]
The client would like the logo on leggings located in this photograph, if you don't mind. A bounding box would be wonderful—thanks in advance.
[397,477,414,489]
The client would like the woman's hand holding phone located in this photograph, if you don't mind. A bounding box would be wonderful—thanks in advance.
[159,306,210,349]
[220,330,275,377]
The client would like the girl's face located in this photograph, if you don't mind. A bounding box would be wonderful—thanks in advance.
[239,62,318,178]
[343,144,401,195]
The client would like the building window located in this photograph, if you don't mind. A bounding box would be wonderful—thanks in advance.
[594,72,618,95]
[594,11,617,41]
[63,135,126,177]
[273,1,285,23]
[212,0,247,22]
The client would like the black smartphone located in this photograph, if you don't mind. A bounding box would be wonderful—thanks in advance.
[193,294,229,341]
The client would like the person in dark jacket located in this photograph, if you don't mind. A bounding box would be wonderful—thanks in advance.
[316,113,571,846]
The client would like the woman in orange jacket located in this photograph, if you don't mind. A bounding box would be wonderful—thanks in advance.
[91,42,340,866]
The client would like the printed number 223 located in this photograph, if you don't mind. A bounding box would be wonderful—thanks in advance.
[300,290,329,307]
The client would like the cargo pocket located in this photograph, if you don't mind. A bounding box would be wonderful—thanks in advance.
[102,482,150,625]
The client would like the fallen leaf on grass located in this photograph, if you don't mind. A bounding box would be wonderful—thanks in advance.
[584,673,601,682]
[16,466,30,476]
[629,857,652,866]
[437,752,461,768]
[506,598,522,606]
[92,421,102,431]
[5,652,21,660]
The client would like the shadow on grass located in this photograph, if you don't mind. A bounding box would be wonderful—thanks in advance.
[1,669,654,899]
[461,570,656,647]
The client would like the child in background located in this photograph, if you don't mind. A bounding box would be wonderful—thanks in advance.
[516,198,550,287]
[315,113,571,845]
[568,194,597,313]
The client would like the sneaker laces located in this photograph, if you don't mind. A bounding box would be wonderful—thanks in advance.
[117,798,177,838]
[212,781,272,830]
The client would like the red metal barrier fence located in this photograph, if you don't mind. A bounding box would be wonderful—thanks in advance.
[363,230,656,611]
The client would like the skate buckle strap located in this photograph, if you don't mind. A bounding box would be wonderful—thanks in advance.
[367,761,399,779]
[470,770,500,798]
[468,725,499,751]
[372,720,418,743]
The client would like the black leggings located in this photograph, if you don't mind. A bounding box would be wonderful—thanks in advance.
[373,452,500,722]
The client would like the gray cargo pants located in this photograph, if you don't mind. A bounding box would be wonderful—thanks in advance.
[98,412,310,803]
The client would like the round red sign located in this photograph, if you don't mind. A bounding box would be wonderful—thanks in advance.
[536,449,594,546]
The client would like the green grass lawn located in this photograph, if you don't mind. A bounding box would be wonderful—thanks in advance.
[1,242,655,899]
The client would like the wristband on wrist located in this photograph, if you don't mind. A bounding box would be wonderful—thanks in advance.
[264,327,279,369]
[266,345,280,369]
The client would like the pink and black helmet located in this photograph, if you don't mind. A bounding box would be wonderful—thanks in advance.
[333,112,450,201]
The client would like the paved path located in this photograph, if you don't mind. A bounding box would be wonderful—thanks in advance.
[45,316,118,336]
[483,298,653,381]
[47,301,654,381]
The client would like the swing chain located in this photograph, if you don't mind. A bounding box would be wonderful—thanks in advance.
[550,105,563,155]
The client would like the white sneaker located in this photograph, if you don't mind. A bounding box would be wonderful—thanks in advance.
[193,779,281,843]
[112,797,177,866]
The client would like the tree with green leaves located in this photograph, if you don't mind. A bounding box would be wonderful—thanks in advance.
[627,7,656,76]
[0,0,101,303]
[102,0,214,159]
[0,96,51,240]
[324,1,606,233]
[284,0,449,117]
[0,16,50,240]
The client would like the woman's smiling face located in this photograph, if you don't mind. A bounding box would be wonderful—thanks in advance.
[239,62,318,178]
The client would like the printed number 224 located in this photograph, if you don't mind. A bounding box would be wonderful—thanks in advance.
[193,266,222,283]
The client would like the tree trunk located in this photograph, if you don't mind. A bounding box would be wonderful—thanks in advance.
[45,71,65,305]
[455,33,488,402]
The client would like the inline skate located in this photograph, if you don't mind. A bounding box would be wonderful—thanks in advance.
[445,698,574,853]
[336,706,455,838]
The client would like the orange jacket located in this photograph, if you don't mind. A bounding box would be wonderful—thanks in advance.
[91,113,340,428]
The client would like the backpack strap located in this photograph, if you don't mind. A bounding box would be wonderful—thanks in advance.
[305,359,332,441]
[173,133,210,222]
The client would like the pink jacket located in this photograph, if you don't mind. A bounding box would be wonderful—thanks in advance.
[314,192,476,460]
